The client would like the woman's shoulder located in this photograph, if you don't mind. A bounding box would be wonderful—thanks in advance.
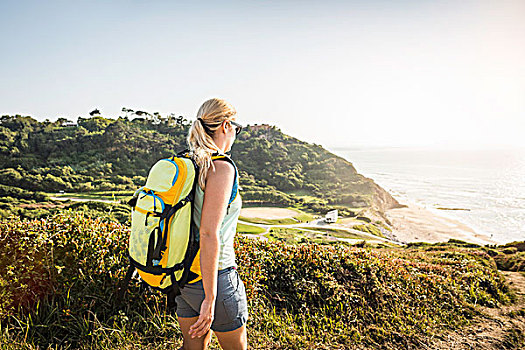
[208,158,235,183]
[201,160,235,195]
[211,158,235,172]
[212,155,237,172]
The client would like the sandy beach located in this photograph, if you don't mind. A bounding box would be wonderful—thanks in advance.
[386,202,498,245]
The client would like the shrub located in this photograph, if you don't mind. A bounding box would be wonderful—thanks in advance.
[0,213,515,349]
[503,247,518,255]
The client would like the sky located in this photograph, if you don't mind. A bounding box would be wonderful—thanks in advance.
[1,0,524,149]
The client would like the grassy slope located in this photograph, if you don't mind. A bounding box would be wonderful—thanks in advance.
[300,226,371,240]
[0,116,398,219]
[239,207,314,226]
[236,222,266,235]
[239,217,299,225]
[0,213,520,349]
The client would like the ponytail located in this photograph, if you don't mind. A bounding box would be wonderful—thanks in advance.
[187,98,236,190]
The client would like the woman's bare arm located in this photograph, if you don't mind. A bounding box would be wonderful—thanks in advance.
[188,160,235,338]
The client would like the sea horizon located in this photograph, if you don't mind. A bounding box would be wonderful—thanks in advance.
[328,145,525,244]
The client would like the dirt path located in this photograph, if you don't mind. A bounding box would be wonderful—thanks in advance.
[420,270,525,349]
[19,202,69,209]
[50,196,120,204]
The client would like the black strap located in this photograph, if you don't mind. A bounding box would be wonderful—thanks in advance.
[146,229,157,268]
[151,226,164,262]
[160,193,192,256]
[149,193,193,264]
[166,275,181,314]
[116,264,135,302]
[127,196,138,208]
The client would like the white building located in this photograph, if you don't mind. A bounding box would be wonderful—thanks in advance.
[325,209,338,223]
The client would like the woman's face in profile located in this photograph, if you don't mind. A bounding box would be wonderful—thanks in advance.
[225,120,238,152]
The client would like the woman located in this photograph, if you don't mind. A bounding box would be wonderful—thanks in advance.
[175,98,248,350]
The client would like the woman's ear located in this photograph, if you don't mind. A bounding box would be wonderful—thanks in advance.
[221,120,231,134]
[219,120,227,134]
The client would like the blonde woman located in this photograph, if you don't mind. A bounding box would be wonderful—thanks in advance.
[175,98,248,350]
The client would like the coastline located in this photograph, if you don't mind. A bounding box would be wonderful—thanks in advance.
[238,202,499,246]
[386,199,498,245]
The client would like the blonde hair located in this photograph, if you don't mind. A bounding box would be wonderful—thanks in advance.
[187,98,237,190]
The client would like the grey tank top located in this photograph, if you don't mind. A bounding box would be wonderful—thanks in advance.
[192,156,242,270]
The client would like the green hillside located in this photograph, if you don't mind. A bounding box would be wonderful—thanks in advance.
[0,114,401,219]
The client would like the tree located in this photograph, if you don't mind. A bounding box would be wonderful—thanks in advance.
[89,109,101,116]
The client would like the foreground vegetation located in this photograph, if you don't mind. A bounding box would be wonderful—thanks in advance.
[489,241,525,272]
[0,213,520,349]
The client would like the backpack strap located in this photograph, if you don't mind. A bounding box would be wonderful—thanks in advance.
[211,153,238,207]
[176,149,190,158]
[115,262,135,305]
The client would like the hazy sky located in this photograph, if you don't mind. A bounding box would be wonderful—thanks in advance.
[1,0,524,149]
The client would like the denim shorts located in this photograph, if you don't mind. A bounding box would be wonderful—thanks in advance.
[175,267,249,332]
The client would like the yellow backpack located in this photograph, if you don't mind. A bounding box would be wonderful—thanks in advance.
[118,151,232,307]
[117,151,197,305]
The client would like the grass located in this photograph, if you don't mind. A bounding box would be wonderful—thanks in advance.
[239,217,298,225]
[264,227,397,247]
[488,243,525,272]
[264,227,335,245]
[237,223,266,235]
[337,217,366,225]
[300,226,368,240]
[0,212,518,349]
[352,223,385,238]
[239,207,314,226]
[292,210,315,223]
[288,189,314,197]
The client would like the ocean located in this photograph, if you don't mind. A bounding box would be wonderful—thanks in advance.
[328,147,525,244]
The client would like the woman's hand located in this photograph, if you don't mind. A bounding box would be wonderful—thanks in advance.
[189,298,216,338]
